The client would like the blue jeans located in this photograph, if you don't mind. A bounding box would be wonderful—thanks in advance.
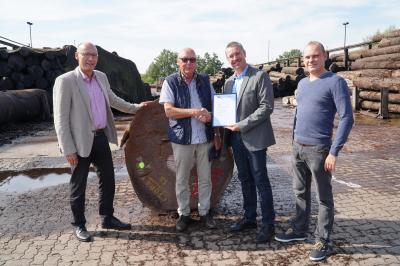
[292,141,334,244]
[231,132,275,225]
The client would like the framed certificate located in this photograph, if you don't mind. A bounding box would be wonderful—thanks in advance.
[212,93,237,127]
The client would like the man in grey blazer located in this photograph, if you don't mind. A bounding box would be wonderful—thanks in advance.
[53,42,150,242]
[224,41,276,243]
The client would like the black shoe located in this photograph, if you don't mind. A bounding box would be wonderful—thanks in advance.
[229,218,257,232]
[309,241,330,261]
[102,216,132,230]
[74,226,92,242]
[176,215,191,232]
[274,228,307,243]
[200,213,217,229]
[256,224,275,243]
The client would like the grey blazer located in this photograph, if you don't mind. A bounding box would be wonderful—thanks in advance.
[53,67,140,157]
[223,65,275,151]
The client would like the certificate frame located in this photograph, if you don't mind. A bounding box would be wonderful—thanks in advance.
[212,93,237,127]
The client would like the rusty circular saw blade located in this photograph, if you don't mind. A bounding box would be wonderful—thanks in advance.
[124,100,234,213]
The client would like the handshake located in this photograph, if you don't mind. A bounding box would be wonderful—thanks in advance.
[194,108,211,123]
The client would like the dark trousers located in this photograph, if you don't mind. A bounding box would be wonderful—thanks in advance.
[70,130,115,226]
[230,132,275,225]
[292,141,334,243]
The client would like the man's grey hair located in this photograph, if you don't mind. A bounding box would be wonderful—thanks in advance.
[225,41,246,54]
[77,42,98,54]
[305,41,326,54]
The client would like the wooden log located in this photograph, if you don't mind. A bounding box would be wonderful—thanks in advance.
[40,59,52,71]
[360,44,400,58]
[7,54,26,71]
[378,37,400,48]
[27,65,44,79]
[35,77,49,90]
[384,29,400,39]
[359,90,400,104]
[351,61,400,70]
[337,70,393,79]
[360,100,400,113]
[355,53,400,63]
[281,67,305,76]
[18,46,31,57]
[329,62,345,73]
[352,77,400,92]
[330,49,365,61]
[392,70,400,78]
[25,55,40,66]
[0,89,51,125]
[269,71,289,79]
[269,76,280,83]
[0,62,12,76]
[0,48,8,60]
[0,77,14,90]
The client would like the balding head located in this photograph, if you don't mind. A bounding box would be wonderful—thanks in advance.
[177,47,197,81]
[75,42,99,77]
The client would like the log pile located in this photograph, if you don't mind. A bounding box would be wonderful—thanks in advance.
[210,67,234,93]
[336,29,400,116]
[264,66,306,97]
[0,45,151,125]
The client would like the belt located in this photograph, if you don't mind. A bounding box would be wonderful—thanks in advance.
[296,141,313,147]
[93,128,104,136]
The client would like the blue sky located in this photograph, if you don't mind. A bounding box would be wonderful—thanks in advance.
[1,0,399,73]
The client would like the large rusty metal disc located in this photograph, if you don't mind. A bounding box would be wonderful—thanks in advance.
[124,100,234,213]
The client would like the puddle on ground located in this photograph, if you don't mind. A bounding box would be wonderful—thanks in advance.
[0,167,129,194]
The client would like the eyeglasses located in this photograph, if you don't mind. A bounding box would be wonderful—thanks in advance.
[179,57,196,63]
[79,52,98,58]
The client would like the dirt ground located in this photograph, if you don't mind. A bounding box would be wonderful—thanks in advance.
[1,100,400,266]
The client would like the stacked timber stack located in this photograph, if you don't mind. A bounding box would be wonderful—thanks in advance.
[210,67,233,93]
[329,49,367,73]
[268,66,306,98]
[338,29,400,117]
[0,45,151,126]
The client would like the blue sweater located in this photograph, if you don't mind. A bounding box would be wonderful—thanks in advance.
[294,71,354,156]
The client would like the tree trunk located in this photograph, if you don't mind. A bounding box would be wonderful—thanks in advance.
[378,37,400,48]
[352,77,400,92]
[360,44,400,58]
[355,53,400,63]
[337,69,393,79]
[359,90,400,103]
[351,61,400,70]
[281,66,305,75]
[360,100,400,113]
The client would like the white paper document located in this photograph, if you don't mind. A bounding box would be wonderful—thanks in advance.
[212,94,237,127]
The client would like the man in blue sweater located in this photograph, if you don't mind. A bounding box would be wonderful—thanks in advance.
[275,41,354,261]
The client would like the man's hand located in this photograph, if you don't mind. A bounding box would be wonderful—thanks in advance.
[195,108,211,123]
[324,154,337,172]
[139,101,153,108]
[66,153,78,166]
[225,124,240,131]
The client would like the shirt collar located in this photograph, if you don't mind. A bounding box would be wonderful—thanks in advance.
[78,68,97,82]
[234,64,249,79]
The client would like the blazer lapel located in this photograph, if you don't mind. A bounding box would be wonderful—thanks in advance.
[74,68,93,121]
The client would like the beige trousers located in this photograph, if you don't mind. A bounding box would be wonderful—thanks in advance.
[171,142,212,216]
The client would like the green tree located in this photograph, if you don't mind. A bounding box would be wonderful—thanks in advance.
[143,50,223,84]
[143,49,178,84]
[197,52,223,75]
[276,49,302,64]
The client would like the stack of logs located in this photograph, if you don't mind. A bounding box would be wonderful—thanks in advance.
[210,67,234,93]
[337,29,400,116]
[0,46,66,92]
[261,63,307,98]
